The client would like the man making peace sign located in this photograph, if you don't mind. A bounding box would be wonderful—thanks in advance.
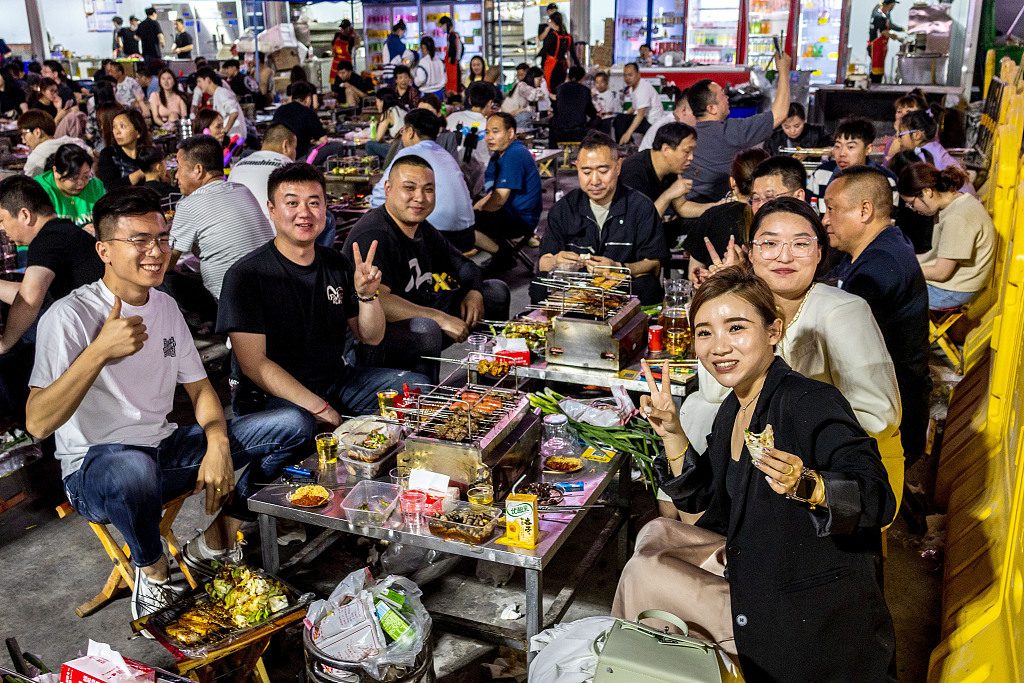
[218,163,429,424]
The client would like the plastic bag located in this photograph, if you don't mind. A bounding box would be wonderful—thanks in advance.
[558,385,636,427]
[305,568,433,681]
[380,542,461,586]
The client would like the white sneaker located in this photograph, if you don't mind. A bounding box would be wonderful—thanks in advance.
[131,566,177,626]
[182,530,238,577]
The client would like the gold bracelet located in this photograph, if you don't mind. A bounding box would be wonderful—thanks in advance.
[812,472,826,507]
[666,450,685,462]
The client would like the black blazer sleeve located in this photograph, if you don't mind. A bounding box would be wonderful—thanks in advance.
[788,386,898,536]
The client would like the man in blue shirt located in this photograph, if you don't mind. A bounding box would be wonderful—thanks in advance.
[474,112,542,274]
[370,109,475,251]
[823,165,931,466]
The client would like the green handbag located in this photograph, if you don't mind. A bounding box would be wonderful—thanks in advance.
[594,610,725,683]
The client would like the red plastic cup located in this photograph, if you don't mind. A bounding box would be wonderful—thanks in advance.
[648,325,664,352]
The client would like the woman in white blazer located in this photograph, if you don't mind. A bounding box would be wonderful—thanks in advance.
[677,197,903,520]
[414,37,447,100]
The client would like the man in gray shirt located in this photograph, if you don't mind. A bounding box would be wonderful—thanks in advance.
[165,135,274,323]
[685,52,792,202]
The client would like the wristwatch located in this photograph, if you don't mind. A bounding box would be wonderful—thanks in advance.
[786,468,822,509]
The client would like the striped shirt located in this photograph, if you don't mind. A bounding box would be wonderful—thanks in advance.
[169,178,275,300]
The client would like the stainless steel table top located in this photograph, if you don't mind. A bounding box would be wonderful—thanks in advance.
[248,450,628,571]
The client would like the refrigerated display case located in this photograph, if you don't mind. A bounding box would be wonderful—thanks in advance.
[485,0,527,84]
[795,0,844,85]
[745,0,794,70]
[686,0,740,65]
[650,2,685,59]
[364,3,483,74]
[614,0,650,65]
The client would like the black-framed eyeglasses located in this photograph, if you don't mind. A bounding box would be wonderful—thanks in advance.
[105,236,173,253]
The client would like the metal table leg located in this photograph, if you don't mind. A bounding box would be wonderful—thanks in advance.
[525,568,544,665]
[259,514,280,574]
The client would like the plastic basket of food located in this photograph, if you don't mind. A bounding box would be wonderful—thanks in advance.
[334,417,401,462]
[143,564,313,658]
[426,501,502,545]
[340,446,398,479]
[341,480,400,526]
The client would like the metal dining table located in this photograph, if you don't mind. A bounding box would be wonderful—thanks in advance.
[248,448,632,659]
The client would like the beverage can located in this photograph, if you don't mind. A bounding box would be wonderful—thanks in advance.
[648,325,664,352]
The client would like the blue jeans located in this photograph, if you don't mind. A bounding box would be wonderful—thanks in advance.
[62,406,315,568]
[366,139,392,161]
[927,285,976,310]
[232,364,431,420]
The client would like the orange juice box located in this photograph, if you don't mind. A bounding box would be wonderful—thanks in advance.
[502,493,538,549]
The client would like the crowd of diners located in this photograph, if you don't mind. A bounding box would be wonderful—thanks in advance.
[0,40,992,679]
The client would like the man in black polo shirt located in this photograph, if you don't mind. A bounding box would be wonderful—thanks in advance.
[136,7,164,67]
[272,81,326,160]
[534,131,667,305]
[118,16,140,56]
[620,121,712,222]
[823,165,931,466]
[549,66,596,147]
[344,155,510,381]
[218,163,428,426]
[0,176,104,418]
[222,59,264,110]
[172,19,193,59]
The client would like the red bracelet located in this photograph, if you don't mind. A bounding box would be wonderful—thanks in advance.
[312,400,330,416]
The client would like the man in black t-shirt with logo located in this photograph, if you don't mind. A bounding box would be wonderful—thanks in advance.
[344,155,510,381]
[172,19,193,59]
[118,16,140,56]
[0,176,104,418]
[218,163,428,426]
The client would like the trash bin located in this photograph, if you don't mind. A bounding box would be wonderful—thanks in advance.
[302,622,436,683]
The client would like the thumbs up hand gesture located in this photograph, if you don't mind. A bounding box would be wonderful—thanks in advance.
[94,296,148,362]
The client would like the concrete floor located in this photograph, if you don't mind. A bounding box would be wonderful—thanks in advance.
[0,171,947,681]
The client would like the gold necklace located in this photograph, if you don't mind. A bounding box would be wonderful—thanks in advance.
[785,282,815,331]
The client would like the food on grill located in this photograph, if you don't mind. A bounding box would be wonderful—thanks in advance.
[543,456,583,473]
[546,290,626,317]
[744,424,774,462]
[428,507,500,544]
[434,410,477,441]
[478,358,511,378]
[590,273,628,290]
[163,565,291,646]
[289,485,330,507]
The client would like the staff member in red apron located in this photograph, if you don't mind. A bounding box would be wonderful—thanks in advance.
[868,0,902,85]
[439,16,464,96]
[330,19,360,84]
[540,12,577,93]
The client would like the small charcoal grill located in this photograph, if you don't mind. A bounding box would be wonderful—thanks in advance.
[533,268,649,371]
[398,369,541,497]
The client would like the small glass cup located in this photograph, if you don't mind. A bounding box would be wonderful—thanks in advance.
[467,483,494,510]
[389,467,410,491]
[400,490,427,531]
[316,432,339,465]
[378,390,398,419]
[466,334,488,353]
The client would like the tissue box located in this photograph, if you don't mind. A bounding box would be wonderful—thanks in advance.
[61,656,155,683]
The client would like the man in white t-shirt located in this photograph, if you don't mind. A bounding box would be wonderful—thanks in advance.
[223,123,297,221]
[196,67,247,140]
[639,89,697,152]
[26,187,313,621]
[613,63,663,144]
[17,110,89,177]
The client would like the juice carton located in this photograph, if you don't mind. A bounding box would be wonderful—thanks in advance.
[502,493,538,549]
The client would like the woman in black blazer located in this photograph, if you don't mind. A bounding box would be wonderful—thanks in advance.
[612,266,897,682]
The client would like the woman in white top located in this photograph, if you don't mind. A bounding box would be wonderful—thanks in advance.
[501,66,547,130]
[676,197,904,519]
[414,37,447,100]
[366,86,408,161]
